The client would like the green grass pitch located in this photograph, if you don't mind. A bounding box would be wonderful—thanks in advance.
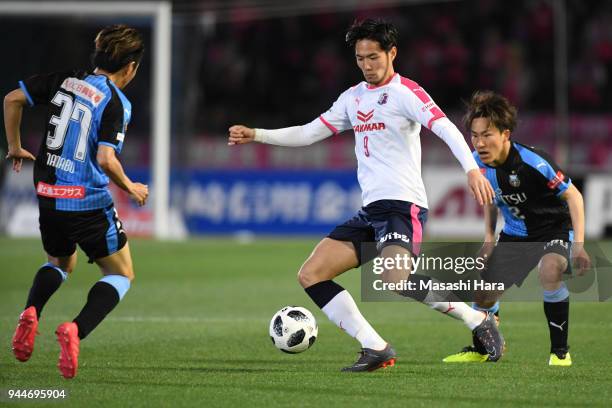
[1,238,611,407]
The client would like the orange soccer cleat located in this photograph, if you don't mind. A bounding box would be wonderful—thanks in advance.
[12,306,39,362]
[55,322,80,379]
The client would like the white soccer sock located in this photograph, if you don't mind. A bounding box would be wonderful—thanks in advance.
[321,290,387,350]
[427,301,486,330]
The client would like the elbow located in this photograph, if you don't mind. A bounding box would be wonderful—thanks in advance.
[4,89,25,107]
[97,155,112,172]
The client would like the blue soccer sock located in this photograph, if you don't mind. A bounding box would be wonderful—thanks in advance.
[26,263,68,319]
[472,301,500,315]
[73,275,130,339]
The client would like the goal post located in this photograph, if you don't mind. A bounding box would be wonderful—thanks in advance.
[0,1,172,239]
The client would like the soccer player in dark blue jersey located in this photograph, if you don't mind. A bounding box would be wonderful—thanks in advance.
[443,91,591,366]
[4,25,148,378]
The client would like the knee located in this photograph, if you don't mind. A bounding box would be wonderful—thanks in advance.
[539,256,566,283]
[297,262,322,288]
[112,265,135,282]
[124,268,135,282]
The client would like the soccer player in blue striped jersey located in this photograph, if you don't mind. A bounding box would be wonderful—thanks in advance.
[442,91,591,366]
[5,25,148,378]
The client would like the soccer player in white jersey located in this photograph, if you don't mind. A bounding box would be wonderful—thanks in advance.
[229,19,503,371]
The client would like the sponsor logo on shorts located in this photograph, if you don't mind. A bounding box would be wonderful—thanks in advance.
[379,232,411,244]
[544,239,569,251]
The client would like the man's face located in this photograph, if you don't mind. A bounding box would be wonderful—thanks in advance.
[471,117,510,166]
[355,39,396,86]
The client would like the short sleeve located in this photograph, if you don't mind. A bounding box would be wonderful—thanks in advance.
[19,72,69,107]
[98,94,126,152]
[520,147,572,196]
[398,77,447,130]
[318,89,352,134]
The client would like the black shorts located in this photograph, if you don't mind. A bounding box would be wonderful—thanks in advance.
[39,204,127,263]
[328,199,428,266]
[482,230,573,288]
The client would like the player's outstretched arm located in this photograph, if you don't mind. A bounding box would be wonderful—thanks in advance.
[228,119,333,147]
[467,169,495,206]
[228,125,256,145]
[430,118,494,205]
[3,89,35,172]
[97,145,148,206]
[561,184,591,275]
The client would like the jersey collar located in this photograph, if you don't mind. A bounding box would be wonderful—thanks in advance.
[366,73,398,90]
[497,142,519,171]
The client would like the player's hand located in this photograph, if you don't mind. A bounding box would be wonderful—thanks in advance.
[476,241,495,271]
[128,182,149,207]
[467,169,495,206]
[228,125,255,145]
[571,243,591,276]
[6,147,35,173]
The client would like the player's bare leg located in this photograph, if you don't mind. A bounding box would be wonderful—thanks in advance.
[56,244,134,379]
[12,251,75,362]
[539,253,571,366]
[298,238,395,371]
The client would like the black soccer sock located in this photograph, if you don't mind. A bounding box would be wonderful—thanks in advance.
[304,280,345,309]
[25,264,67,319]
[544,298,570,352]
[73,280,124,340]
[399,274,432,302]
[400,274,467,304]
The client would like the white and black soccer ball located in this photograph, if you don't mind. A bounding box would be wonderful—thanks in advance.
[269,306,318,354]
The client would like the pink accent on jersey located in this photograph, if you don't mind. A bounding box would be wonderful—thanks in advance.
[400,76,431,104]
[427,106,447,129]
[366,73,398,90]
[319,115,339,134]
[401,76,447,129]
[410,203,423,254]
[357,110,374,122]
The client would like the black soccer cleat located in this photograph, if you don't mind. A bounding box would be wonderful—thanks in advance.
[472,312,504,362]
[341,344,396,372]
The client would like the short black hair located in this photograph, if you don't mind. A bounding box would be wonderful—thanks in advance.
[463,91,518,133]
[345,18,398,52]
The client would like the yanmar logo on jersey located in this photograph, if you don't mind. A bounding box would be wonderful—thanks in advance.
[61,78,105,107]
[354,109,386,133]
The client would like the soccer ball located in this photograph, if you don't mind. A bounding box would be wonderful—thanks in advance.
[269,306,318,354]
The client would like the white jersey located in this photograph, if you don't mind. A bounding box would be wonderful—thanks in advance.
[254,73,478,209]
[318,73,474,208]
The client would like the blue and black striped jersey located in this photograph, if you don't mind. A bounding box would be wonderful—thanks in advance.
[474,142,572,237]
[19,71,131,211]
